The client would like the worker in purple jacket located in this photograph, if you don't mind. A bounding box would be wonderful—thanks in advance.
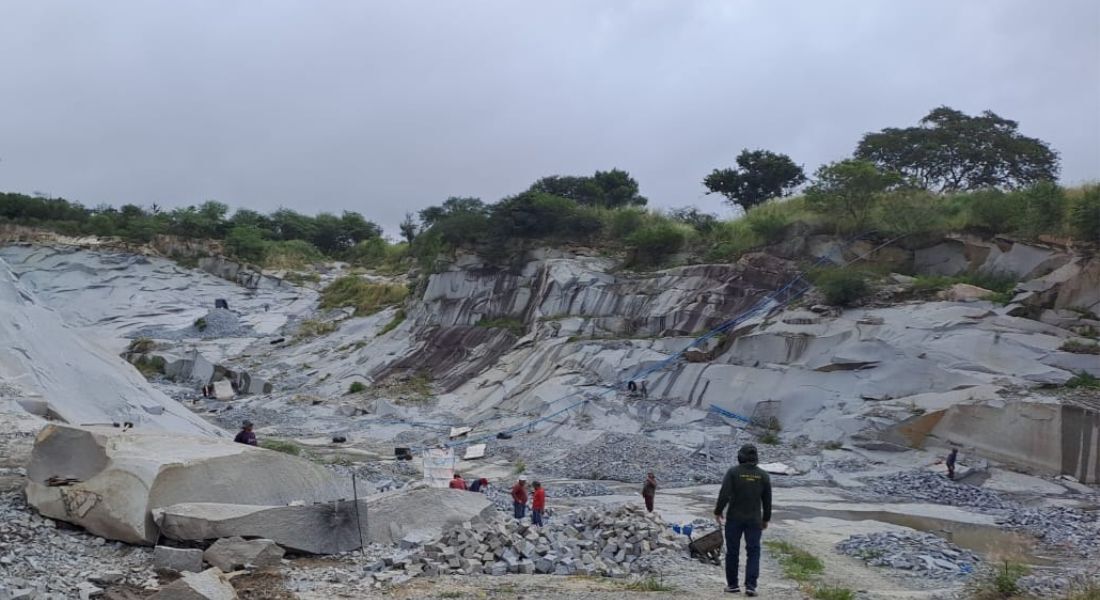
[234,420,258,446]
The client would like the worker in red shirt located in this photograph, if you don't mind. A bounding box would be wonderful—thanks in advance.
[449,473,467,490]
[531,481,546,527]
[511,476,528,519]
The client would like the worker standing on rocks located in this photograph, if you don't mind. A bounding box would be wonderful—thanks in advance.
[234,420,257,446]
[449,473,467,490]
[641,472,657,512]
[946,447,959,480]
[714,444,772,597]
[512,476,528,519]
[531,481,546,527]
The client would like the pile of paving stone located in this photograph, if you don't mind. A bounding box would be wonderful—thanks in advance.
[999,505,1100,557]
[545,433,724,486]
[861,470,1013,510]
[836,531,979,577]
[394,504,682,578]
[0,492,157,599]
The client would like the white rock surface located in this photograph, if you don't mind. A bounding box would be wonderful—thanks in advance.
[25,424,346,544]
[150,567,237,600]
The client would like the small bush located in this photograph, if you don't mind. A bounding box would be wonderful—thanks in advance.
[626,222,689,267]
[128,337,156,353]
[1061,339,1100,355]
[823,441,843,450]
[378,309,406,336]
[811,268,871,307]
[744,210,789,244]
[607,207,648,239]
[514,459,527,474]
[1020,181,1066,237]
[1068,185,1100,241]
[872,190,951,237]
[1065,371,1100,390]
[476,316,525,337]
[814,587,855,600]
[347,381,367,394]
[193,317,208,331]
[260,439,302,456]
[133,355,166,378]
[760,431,780,445]
[264,239,325,269]
[294,319,337,340]
[964,189,1026,234]
[968,560,1029,600]
[320,276,408,316]
[765,540,824,582]
[622,576,675,592]
[705,219,761,262]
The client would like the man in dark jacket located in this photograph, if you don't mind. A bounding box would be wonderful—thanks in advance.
[234,420,257,446]
[714,444,772,596]
[641,472,657,512]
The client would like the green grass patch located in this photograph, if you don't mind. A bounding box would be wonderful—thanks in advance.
[320,276,408,316]
[514,459,527,474]
[765,540,824,582]
[814,587,855,600]
[260,439,303,456]
[132,354,166,378]
[760,431,780,445]
[294,318,337,341]
[476,316,525,337]
[128,337,156,353]
[193,317,208,331]
[1065,371,1100,390]
[621,576,676,592]
[378,309,406,336]
[282,271,321,286]
[263,239,324,269]
[1061,339,1100,355]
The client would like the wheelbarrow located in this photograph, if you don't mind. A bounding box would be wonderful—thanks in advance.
[688,529,723,565]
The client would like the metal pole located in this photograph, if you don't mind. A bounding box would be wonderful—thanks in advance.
[351,471,365,551]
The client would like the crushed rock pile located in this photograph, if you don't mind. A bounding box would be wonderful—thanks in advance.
[998,506,1100,557]
[133,308,251,340]
[861,470,1013,510]
[836,531,979,578]
[395,504,682,578]
[545,433,723,485]
[0,492,156,599]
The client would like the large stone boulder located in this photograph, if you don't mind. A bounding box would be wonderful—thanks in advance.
[24,424,345,545]
[150,567,237,600]
[203,537,284,571]
[155,486,495,554]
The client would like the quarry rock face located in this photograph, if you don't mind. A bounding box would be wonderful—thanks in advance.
[0,258,222,437]
[24,424,345,544]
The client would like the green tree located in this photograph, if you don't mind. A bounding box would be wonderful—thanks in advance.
[418,197,486,227]
[225,226,268,264]
[805,160,902,228]
[399,212,418,244]
[855,106,1059,192]
[704,149,806,210]
[528,169,647,208]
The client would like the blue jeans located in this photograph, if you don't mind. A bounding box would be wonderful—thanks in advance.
[531,509,543,527]
[513,502,526,519]
[725,519,762,589]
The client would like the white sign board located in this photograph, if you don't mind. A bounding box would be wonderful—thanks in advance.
[463,443,487,460]
[422,447,455,488]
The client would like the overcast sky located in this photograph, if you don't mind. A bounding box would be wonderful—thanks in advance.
[2,1,1098,235]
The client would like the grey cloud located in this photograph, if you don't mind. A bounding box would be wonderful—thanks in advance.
[1,0,1097,234]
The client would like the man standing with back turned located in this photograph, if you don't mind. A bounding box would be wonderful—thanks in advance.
[714,444,772,596]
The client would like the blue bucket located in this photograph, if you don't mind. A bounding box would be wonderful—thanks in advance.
[671,524,682,535]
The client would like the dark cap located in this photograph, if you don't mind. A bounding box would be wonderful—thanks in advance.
[737,444,759,465]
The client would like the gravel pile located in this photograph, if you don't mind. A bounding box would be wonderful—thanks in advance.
[394,504,682,578]
[1016,572,1100,599]
[0,492,157,599]
[836,531,979,578]
[133,308,251,340]
[544,433,724,486]
[998,506,1100,557]
[861,470,1013,510]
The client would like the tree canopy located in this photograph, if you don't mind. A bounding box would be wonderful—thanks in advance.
[805,159,902,227]
[703,149,806,210]
[855,106,1059,192]
[527,169,647,208]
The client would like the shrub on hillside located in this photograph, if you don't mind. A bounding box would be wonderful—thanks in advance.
[872,191,951,237]
[607,206,648,239]
[320,276,408,316]
[1020,181,1066,237]
[963,189,1026,234]
[1068,185,1100,242]
[811,268,871,306]
[264,239,325,269]
[626,222,688,267]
